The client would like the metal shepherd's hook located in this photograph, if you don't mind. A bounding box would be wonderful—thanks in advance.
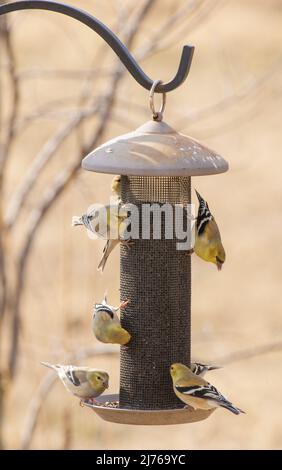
[0,0,194,93]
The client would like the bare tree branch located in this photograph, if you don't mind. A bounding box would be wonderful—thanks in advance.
[137,0,222,62]
[0,10,20,171]
[4,0,148,230]
[5,103,100,229]
[177,53,282,131]
[16,66,109,81]
[217,340,282,366]
[8,0,157,378]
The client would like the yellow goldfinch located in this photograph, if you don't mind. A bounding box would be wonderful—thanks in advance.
[170,363,244,415]
[41,362,109,404]
[72,203,127,240]
[194,190,225,270]
[93,295,131,346]
[72,203,132,271]
[111,175,121,200]
[191,362,221,377]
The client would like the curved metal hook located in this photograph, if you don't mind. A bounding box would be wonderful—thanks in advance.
[0,0,194,93]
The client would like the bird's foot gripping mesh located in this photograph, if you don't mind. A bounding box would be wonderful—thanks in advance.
[120,176,192,410]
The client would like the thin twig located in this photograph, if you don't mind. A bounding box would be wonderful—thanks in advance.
[5,104,100,229]
[16,66,109,80]
[136,0,221,63]
[217,341,282,366]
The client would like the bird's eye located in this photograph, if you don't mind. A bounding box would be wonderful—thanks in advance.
[97,376,101,380]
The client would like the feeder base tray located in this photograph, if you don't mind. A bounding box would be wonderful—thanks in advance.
[82,394,214,425]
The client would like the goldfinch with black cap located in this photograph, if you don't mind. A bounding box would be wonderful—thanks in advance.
[194,190,226,270]
[170,363,244,415]
[92,294,131,345]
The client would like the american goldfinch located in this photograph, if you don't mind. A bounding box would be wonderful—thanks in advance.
[191,362,221,377]
[194,190,226,270]
[41,362,109,404]
[72,203,132,271]
[111,175,121,200]
[170,363,244,415]
[93,295,131,345]
[72,203,127,239]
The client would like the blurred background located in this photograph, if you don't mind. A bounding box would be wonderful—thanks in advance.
[0,0,281,450]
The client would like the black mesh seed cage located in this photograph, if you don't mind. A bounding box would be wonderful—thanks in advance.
[119,176,191,410]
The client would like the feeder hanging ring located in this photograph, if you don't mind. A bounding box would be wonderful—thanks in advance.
[149,80,166,121]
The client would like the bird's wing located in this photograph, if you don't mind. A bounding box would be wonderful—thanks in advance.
[196,192,213,235]
[64,367,88,387]
[175,382,228,404]
[192,362,207,376]
[205,218,221,240]
[175,383,232,407]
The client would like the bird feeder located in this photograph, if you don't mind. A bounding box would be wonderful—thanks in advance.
[0,1,229,425]
[82,90,228,424]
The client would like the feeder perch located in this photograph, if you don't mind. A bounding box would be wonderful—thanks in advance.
[0,0,229,425]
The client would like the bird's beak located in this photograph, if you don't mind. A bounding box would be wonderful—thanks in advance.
[104,380,109,389]
[119,299,129,309]
[72,216,82,226]
[216,260,223,271]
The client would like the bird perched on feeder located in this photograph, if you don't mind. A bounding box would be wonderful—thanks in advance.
[191,362,221,377]
[194,190,226,271]
[111,175,121,200]
[72,202,127,239]
[93,295,131,345]
[170,363,244,415]
[41,362,109,405]
[72,202,132,272]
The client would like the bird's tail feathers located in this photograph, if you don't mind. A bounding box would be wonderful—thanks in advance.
[98,240,118,272]
[207,365,222,371]
[195,189,204,203]
[41,361,60,371]
[98,241,110,272]
[102,291,108,305]
[220,400,245,415]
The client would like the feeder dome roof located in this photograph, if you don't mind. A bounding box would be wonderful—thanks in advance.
[82,120,228,176]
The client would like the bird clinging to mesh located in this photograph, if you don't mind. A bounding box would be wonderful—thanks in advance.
[194,189,226,270]
[93,294,131,346]
[72,202,133,272]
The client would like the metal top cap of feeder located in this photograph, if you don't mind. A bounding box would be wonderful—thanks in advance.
[82,120,228,177]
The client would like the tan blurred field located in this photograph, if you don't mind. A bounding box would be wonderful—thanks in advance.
[1,0,282,450]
